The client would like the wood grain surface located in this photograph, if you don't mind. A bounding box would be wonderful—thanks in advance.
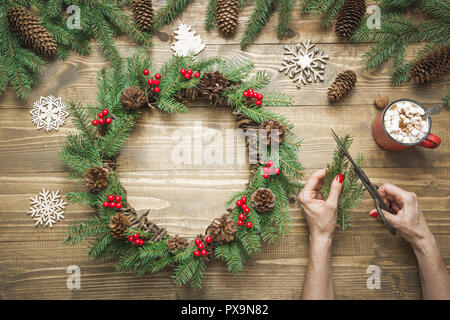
[0,1,449,300]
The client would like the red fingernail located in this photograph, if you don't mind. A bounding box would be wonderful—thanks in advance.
[336,174,343,183]
[369,209,379,218]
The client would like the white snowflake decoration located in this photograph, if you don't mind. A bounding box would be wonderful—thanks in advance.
[30,95,69,132]
[279,39,329,88]
[171,23,205,57]
[27,189,67,228]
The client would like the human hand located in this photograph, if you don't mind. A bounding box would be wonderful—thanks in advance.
[298,169,343,240]
[368,183,432,248]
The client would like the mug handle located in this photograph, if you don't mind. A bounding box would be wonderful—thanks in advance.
[418,133,441,149]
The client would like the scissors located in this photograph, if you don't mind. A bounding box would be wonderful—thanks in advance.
[330,129,397,235]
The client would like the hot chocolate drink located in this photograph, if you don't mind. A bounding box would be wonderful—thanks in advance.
[383,100,429,144]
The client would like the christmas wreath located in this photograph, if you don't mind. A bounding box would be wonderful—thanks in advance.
[61,50,304,288]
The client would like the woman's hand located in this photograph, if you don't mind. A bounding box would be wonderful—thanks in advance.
[368,183,431,248]
[298,168,343,240]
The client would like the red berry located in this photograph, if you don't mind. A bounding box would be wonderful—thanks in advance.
[147,79,153,85]
[108,194,114,201]
[236,200,242,207]
[98,112,104,118]
[105,118,112,124]
[263,167,269,173]
[143,69,150,75]
[154,87,161,93]
[198,243,204,250]
[243,91,249,98]
[139,239,144,246]
[275,168,281,175]
[98,118,105,125]
[241,196,247,203]
[180,69,186,74]
[109,202,115,208]
[237,220,244,226]
[133,233,139,240]
[102,201,109,207]
[184,73,190,79]
[241,203,248,209]
[238,214,245,220]
[116,202,122,209]
[115,195,121,202]
[134,239,140,245]
[102,109,109,115]
[248,88,254,93]
[153,79,160,86]
[249,92,255,98]
[205,236,212,243]
[200,250,207,256]
[246,221,252,228]
[256,94,263,100]
[195,238,202,245]
[194,250,200,257]
[263,174,269,179]
[155,74,161,79]
[128,236,134,242]
[255,100,262,106]
[92,120,98,126]
[267,167,274,175]
[194,72,200,78]
[187,69,193,75]
[243,207,250,214]
[267,160,273,167]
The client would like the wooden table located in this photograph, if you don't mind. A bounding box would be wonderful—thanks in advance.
[0,1,449,300]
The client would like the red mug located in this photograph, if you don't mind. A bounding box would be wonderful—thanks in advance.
[372,98,441,151]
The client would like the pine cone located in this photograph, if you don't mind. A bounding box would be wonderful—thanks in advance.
[198,71,229,106]
[109,213,130,238]
[6,6,57,57]
[84,167,109,193]
[167,235,187,253]
[131,0,153,31]
[335,0,366,39]
[258,120,285,146]
[206,214,237,244]
[327,70,357,103]
[217,0,238,35]
[120,86,147,110]
[251,188,275,213]
[409,45,450,84]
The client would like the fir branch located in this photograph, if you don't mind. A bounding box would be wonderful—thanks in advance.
[64,216,110,245]
[66,192,98,206]
[277,0,294,39]
[151,0,194,34]
[98,115,135,158]
[444,93,449,108]
[321,134,364,230]
[205,0,217,31]
[241,0,275,50]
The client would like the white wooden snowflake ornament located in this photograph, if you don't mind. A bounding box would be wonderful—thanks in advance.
[30,95,69,132]
[171,23,205,57]
[27,189,67,228]
[279,40,329,88]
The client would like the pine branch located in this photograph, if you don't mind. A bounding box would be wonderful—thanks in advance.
[205,0,217,31]
[241,0,275,50]
[66,192,98,206]
[151,0,194,34]
[444,93,450,108]
[277,0,294,39]
[64,216,110,245]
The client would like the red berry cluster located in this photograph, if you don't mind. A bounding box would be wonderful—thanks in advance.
[92,109,112,126]
[144,69,162,93]
[262,160,281,179]
[102,194,123,209]
[180,68,200,80]
[128,233,144,246]
[242,88,263,107]
[236,196,253,228]
[193,236,212,257]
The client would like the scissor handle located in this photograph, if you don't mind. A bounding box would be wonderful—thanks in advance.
[375,199,397,235]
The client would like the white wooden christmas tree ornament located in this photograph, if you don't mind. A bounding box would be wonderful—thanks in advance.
[27,189,67,228]
[279,40,329,88]
[30,95,69,132]
[171,23,205,57]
